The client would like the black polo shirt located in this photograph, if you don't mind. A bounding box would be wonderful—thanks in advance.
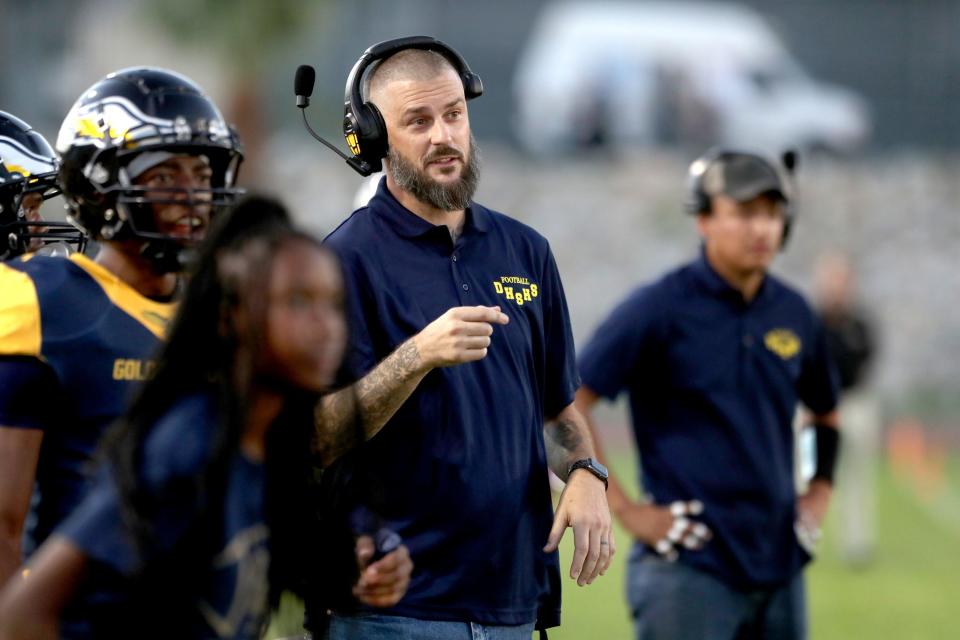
[579,253,839,588]
[323,179,578,627]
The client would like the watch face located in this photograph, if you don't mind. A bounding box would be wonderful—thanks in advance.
[588,458,609,478]
[571,457,609,482]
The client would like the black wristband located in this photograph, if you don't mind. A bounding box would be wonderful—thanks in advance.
[812,423,841,484]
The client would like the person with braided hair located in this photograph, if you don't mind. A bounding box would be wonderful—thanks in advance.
[0,195,411,639]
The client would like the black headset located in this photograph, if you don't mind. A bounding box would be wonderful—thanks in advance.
[685,148,798,248]
[342,36,483,175]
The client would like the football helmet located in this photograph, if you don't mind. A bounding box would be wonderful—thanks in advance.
[56,67,244,272]
[0,111,86,260]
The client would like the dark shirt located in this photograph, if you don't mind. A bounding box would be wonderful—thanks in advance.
[0,254,173,555]
[58,392,269,639]
[820,308,874,390]
[320,179,579,627]
[579,253,839,588]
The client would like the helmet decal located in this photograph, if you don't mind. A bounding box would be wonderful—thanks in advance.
[61,95,232,152]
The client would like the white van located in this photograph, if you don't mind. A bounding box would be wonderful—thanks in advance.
[513,1,871,155]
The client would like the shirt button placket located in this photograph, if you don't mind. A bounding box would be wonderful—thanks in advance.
[738,318,752,390]
[451,251,470,302]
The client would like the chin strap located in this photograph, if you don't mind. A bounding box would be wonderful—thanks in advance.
[139,238,190,275]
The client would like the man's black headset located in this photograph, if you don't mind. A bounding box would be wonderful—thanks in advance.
[295,36,483,177]
[684,148,798,248]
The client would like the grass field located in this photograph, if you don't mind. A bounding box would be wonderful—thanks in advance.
[267,454,960,639]
[547,456,960,640]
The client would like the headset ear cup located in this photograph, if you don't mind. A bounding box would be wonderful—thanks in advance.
[684,173,710,215]
[346,102,388,173]
[780,214,793,250]
[462,72,483,99]
[364,102,388,159]
[697,192,710,215]
[685,148,721,215]
[358,102,387,173]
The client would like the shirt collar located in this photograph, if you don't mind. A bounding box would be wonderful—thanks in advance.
[368,176,489,239]
[691,248,771,306]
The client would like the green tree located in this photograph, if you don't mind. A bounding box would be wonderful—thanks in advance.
[143,0,327,185]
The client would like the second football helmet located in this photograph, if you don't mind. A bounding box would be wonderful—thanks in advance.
[0,111,86,260]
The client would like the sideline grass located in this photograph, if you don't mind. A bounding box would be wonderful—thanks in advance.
[267,455,960,639]
[806,461,960,640]
[550,457,960,640]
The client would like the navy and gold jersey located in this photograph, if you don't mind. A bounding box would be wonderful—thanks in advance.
[0,253,173,553]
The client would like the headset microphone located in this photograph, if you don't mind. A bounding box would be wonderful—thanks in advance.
[294,64,374,176]
[294,64,315,108]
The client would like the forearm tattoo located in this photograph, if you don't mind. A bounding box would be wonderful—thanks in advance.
[544,416,587,480]
[355,340,421,427]
[315,338,426,464]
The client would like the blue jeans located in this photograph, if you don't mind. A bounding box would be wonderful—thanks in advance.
[627,555,806,640]
[325,613,536,640]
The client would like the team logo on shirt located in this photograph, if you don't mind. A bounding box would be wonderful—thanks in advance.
[492,276,539,306]
[196,524,270,638]
[764,329,801,359]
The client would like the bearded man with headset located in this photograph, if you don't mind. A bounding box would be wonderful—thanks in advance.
[308,36,613,640]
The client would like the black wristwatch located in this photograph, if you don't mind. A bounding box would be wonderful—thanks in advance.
[568,457,609,490]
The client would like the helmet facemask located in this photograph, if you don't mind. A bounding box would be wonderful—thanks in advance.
[108,145,241,272]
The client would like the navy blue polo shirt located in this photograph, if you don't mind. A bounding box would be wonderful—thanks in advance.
[579,253,839,588]
[322,179,578,627]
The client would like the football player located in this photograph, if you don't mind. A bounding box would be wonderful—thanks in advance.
[0,111,85,259]
[0,68,243,597]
